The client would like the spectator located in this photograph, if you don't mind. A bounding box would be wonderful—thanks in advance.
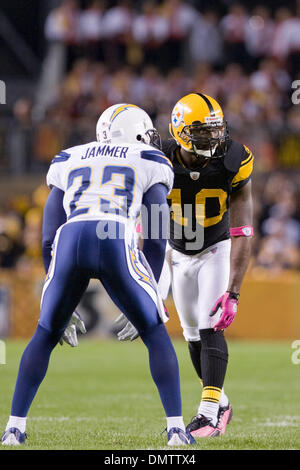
[256,232,300,271]
[101,0,135,70]
[277,106,300,168]
[0,211,24,269]
[132,1,169,68]
[218,63,248,100]
[244,6,275,71]
[254,172,300,271]
[45,0,81,71]
[79,1,106,61]
[45,0,80,44]
[159,0,199,70]
[271,6,300,77]
[249,58,291,97]
[220,3,250,69]
[189,10,223,69]
[7,98,34,174]
[190,63,220,99]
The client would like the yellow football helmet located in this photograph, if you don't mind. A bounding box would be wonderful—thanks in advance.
[169,93,228,158]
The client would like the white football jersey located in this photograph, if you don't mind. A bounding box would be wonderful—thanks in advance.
[46,141,174,226]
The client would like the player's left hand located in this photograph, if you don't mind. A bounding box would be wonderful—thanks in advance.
[209,292,239,331]
[59,311,87,347]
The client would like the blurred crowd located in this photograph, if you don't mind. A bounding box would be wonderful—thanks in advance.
[43,0,300,74]
[0,0,300,273]
[2,0,300,173]
[253,172,300,272]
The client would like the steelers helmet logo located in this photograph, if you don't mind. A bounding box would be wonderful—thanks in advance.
[242,227,252,236]
[171,102,184,128]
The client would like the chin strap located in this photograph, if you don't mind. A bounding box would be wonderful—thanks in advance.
[192,144,217,158]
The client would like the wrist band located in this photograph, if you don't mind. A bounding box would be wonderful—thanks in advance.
[230,226,253,237]
[227,291,240,300]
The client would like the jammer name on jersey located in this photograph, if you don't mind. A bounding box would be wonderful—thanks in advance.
[81,144,129,160]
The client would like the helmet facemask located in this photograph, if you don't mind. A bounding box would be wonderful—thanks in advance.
[137,128,162,150]
[179,120,229,158]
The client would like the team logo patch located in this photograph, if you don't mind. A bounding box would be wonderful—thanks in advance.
[171,103,184,128]
[110,104,138,123]
[242,227,252,236]
[190,171,200,180]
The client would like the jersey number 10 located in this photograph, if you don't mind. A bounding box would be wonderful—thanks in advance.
[168,188,227,228]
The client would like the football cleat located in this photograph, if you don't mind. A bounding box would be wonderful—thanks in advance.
[186,414,220,437]
[1,427,27,446]
[217,403,233,435]
[167,427,196,446]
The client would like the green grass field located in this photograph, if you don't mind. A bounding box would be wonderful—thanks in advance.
[0,338,299,450]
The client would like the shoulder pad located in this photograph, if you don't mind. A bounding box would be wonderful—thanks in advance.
[51,150,71,164]
[140,149,173,171]
[51,142,91,164]
[161,139,178,162]
[223,140,246,173]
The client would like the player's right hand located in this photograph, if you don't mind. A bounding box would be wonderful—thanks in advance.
[114,314,139,341]
[59,310,87,347]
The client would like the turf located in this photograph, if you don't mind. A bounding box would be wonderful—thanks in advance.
[0,338,299,450]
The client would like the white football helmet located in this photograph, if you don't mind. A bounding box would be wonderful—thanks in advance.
[96,103,161,149]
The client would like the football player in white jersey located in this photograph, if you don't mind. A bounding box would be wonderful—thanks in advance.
[2,104,195,447]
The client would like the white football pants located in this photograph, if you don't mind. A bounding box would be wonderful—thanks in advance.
[159,239,231,342]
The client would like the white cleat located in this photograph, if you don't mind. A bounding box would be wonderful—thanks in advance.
[167,427,196,446]
[1,427,26,446]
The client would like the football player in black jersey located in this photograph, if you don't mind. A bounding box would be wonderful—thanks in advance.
[117,92,254,438]
[158,93,254,437]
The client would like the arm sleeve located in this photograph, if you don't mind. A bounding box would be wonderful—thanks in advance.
[42,186,66,272]
[141,183,169,283]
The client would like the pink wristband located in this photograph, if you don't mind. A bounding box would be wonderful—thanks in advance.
[230,226,253,237]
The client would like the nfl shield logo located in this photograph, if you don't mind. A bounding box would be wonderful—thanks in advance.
[190,171,200,180]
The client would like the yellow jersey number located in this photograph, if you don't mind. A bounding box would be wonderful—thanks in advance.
[168,188,227,228]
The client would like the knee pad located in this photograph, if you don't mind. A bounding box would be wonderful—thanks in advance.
[199,328,228,363]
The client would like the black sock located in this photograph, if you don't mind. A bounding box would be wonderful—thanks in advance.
[188,340,202,381]
[200,328,228,390]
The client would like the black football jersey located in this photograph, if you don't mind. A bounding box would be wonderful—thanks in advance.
[162,138,254,255]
